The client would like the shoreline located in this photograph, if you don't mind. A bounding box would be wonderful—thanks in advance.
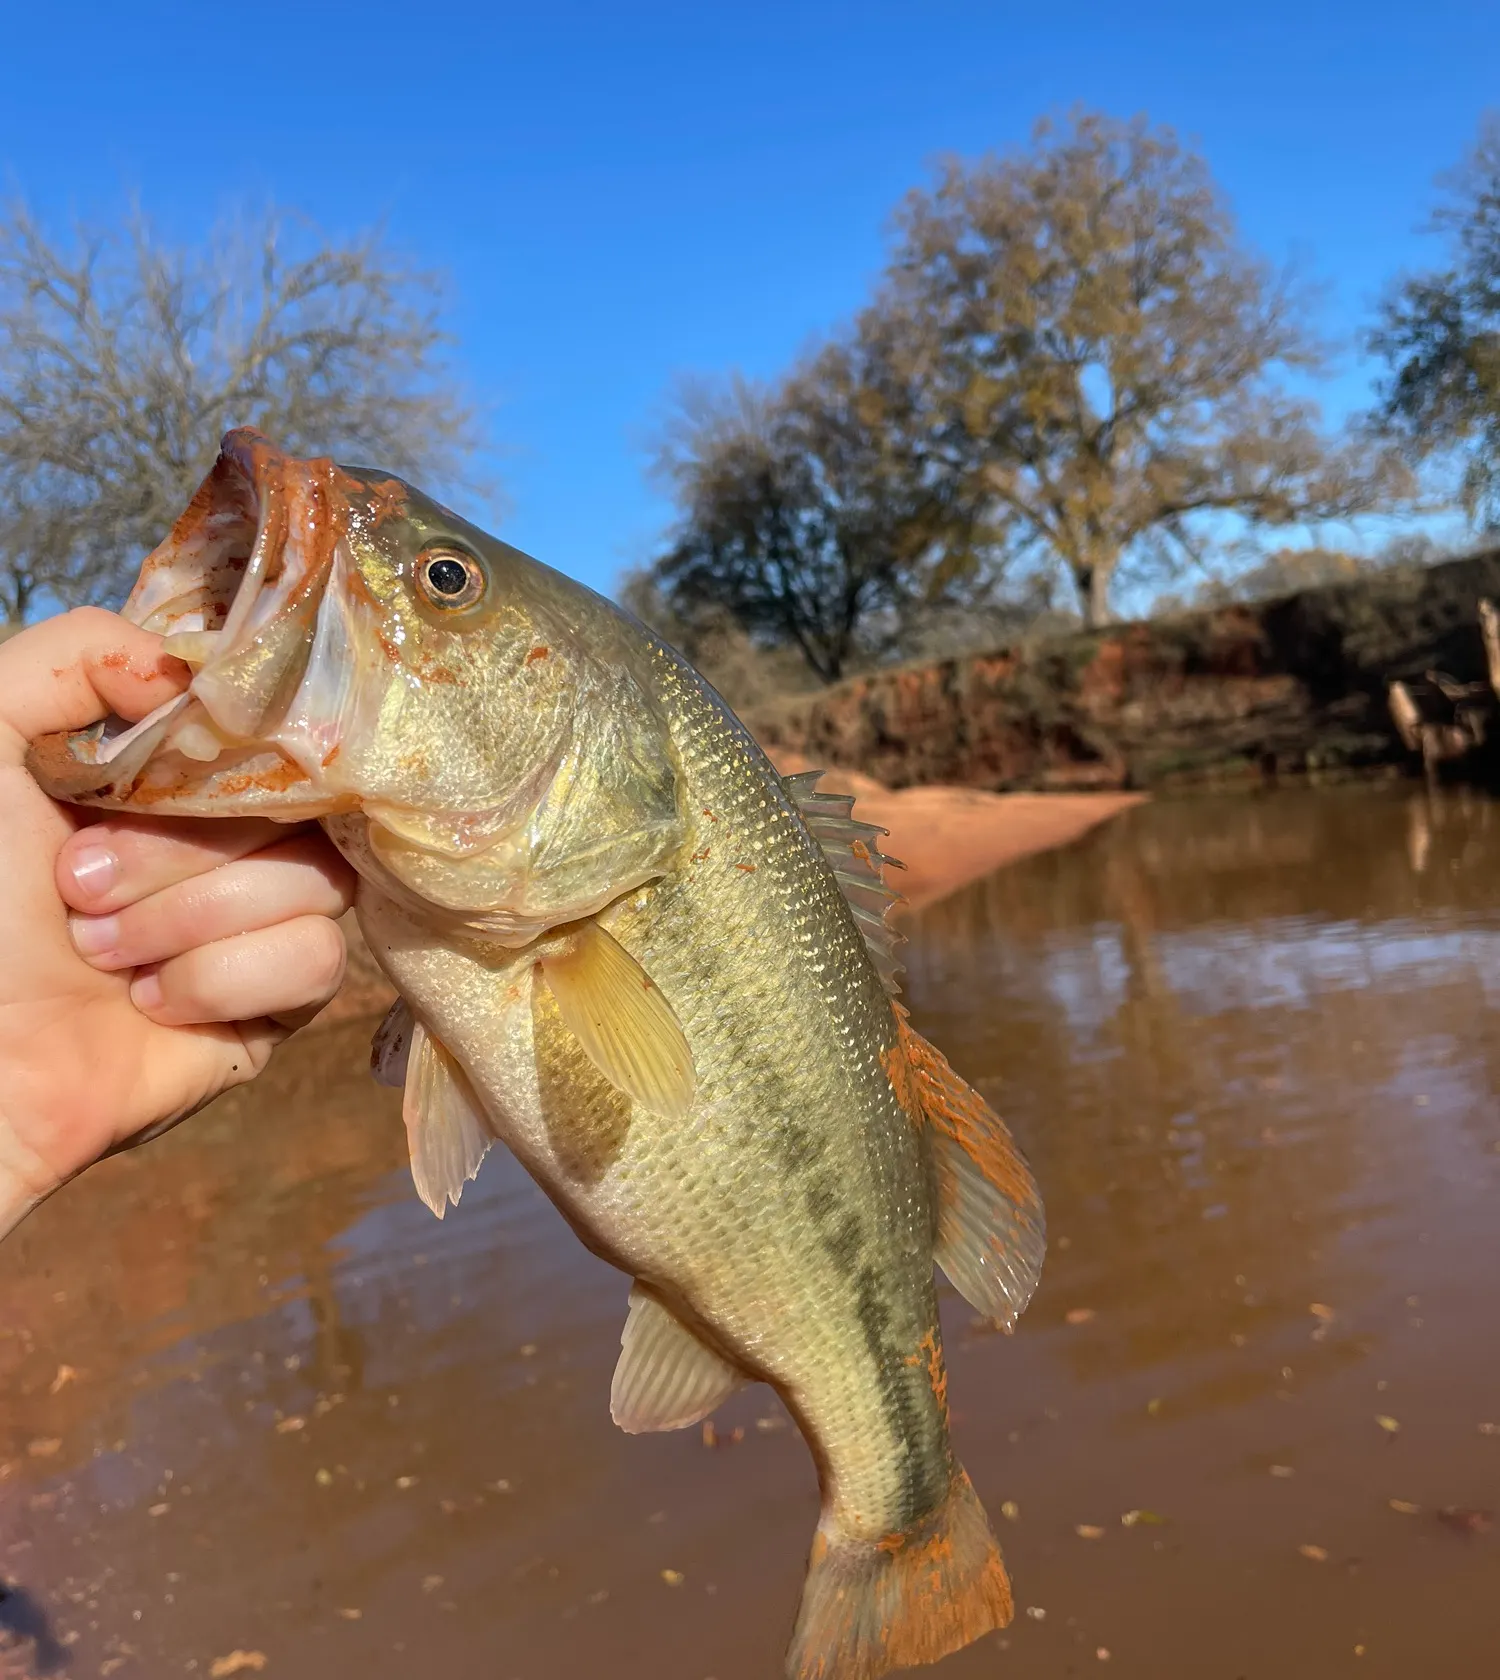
[316,764,1144,1027]
[770,754,1144,915]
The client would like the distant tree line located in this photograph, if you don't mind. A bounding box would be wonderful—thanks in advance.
[629,108,1500,687]
[3,109,1497,711]
[1150,532,1453,617]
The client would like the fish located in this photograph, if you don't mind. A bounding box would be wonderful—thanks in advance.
[27,429,1046,1680]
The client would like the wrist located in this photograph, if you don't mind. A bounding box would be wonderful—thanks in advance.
[0,1112,55,1242]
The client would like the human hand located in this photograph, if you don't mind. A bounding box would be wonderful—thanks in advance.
[0,608,356,1240]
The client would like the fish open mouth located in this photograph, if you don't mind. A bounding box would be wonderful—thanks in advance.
[27,429,363,818]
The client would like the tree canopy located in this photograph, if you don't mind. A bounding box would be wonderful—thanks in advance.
[641,110,1408,676]
[1372,113,1500,527]
[873,110,1403,626]
[645,349,990,683]
[0,205,482,623]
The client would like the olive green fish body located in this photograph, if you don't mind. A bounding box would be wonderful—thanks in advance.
[27,433,1046,1680]
[358,646,953,1544]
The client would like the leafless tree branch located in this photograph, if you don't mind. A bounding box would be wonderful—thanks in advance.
[0,202,486,623]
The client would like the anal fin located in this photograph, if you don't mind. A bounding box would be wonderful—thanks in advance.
[539,921,696,1121]
[890,1006,1045,1329]
[610,1283,746,1434]
[401,1018,495,1219]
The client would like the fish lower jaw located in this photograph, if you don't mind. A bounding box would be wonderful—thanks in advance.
[159,629,223,668]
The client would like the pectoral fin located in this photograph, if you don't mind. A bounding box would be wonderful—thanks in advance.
[610,1283,746,1433]
[890,1006,1046,1330]
[400,1018,495,1218]
[538,922,696,1120]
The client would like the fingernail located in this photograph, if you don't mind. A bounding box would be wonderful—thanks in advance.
[130,971,164,1013]
[67,846,118,904]
[68,914,121,962]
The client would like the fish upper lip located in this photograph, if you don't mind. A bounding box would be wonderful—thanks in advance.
[120,426,350,678]
[32,429,356,800]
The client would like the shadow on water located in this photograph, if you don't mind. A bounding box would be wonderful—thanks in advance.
[2,785,1498,1677]
[0,1580,67,1674]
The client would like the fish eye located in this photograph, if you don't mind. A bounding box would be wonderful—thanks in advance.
[416,549,485,611]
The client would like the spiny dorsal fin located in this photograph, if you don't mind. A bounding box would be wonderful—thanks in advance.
[782,768,906,997]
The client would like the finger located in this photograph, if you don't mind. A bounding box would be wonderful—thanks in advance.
[58,814,328,914]
[129,916,348,1028]
[0,609,189,765]
[68,833,355,970]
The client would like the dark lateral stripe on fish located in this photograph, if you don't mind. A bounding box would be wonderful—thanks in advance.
[803,1195,951,1534]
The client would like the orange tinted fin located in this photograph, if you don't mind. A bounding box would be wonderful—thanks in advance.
[786,1465,1012,1680]
[400,1019,495,1219]
[538,921,696,1121]
[610,1283,746,1434]
[888,1005,1045,1330]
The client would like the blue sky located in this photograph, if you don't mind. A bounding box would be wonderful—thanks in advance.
[1,0,1495,600]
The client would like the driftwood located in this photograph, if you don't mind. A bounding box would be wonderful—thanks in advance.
[1388,596,1500,782]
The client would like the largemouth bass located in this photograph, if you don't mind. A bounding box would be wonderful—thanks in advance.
[28,431,1046,1680]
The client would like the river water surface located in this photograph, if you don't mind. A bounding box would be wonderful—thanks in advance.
[3,788,1499,1679]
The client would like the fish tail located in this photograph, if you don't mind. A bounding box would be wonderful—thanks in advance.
[785,1465,1013,1680]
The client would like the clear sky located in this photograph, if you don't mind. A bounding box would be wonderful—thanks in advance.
[1,0,1495,599]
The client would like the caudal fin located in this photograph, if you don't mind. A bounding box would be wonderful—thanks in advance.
[786,1467,1013,1680]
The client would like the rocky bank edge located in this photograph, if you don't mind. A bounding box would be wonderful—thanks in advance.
[750,549,1500,793]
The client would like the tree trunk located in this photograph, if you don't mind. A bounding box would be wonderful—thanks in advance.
[1479,598,1500,699]
[1075,560,1113,628]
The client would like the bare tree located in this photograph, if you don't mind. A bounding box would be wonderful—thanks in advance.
[870,109,1408,626]
[0,203,483,623]
[1371,112,1500,527]
[617,565,823,712]
[643,329,1015,685]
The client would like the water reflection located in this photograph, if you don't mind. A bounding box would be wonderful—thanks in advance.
[912,790,1500,1390]
[0,1582,65,1674]
[3,787,1499,1678]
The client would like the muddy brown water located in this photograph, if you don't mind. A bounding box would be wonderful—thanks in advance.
[3,787,1500,1680]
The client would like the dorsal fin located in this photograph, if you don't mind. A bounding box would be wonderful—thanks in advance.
[782,769,906,997]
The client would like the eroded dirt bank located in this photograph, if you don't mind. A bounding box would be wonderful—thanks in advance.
[753,548,1500,792]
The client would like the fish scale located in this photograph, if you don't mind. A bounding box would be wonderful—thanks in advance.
[27,430,1046,1680]
[360,651,950,1538]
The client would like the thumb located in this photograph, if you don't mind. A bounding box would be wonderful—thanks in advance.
[0,608,190,767]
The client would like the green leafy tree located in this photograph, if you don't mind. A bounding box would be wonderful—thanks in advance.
[1371,113,1500,526]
